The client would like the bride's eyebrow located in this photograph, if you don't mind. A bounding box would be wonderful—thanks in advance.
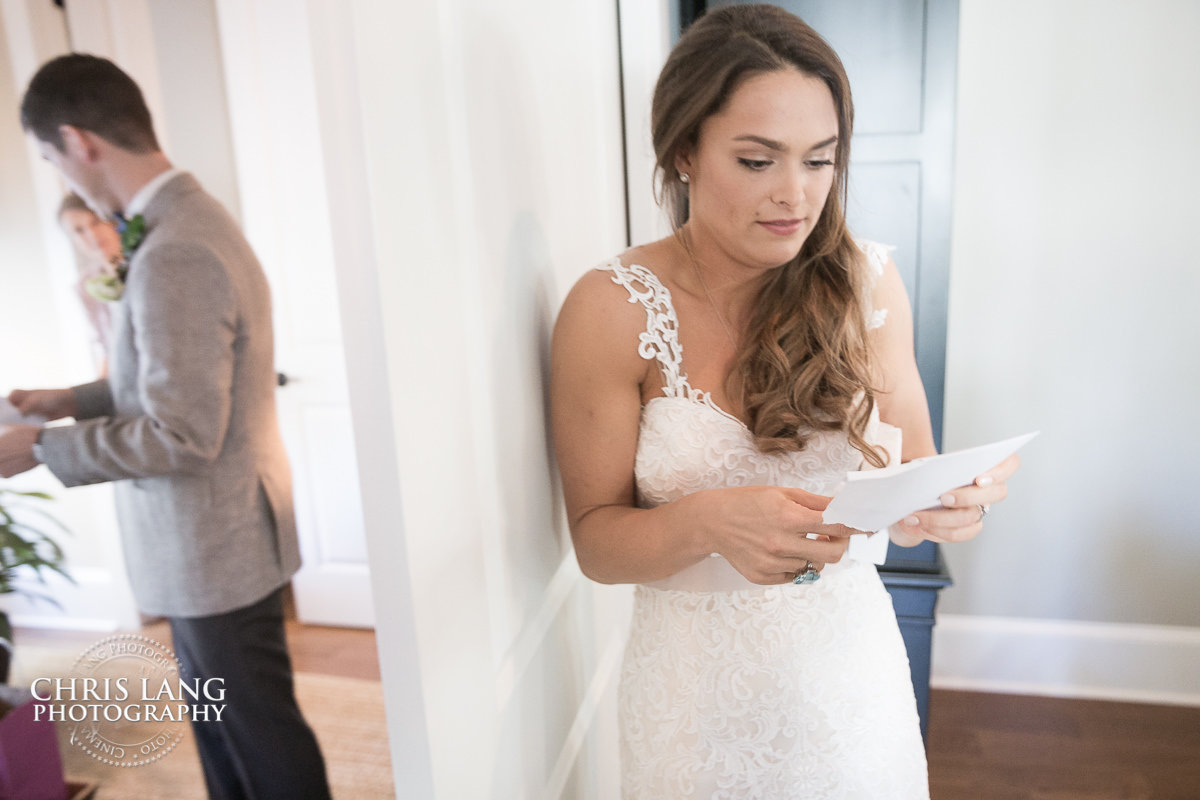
[731,134,839,153]
[806,135,838,153]
[733,134,787,150]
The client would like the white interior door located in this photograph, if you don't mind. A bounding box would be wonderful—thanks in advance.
[214,0,372,628]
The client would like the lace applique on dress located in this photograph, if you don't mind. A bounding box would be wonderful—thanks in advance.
[601,258,740,424]
[855,238,894,331]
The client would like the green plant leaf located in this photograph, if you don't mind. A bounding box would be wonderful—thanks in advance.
[0,485,73,605]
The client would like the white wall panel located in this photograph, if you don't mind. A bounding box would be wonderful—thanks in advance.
[340,0,629,796]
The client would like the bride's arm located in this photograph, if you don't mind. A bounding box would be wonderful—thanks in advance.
[551,269,850,585]
[870,257,937,466]
[551,269,713,584]
[870,256,1018,546]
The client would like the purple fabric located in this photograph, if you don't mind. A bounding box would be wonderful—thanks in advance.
[0,699,67,800]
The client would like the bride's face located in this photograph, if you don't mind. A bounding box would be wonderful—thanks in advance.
[677,68,839,271]
[60,208,122,262]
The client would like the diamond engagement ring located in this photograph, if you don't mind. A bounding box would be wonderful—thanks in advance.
[977,503,991,522]
[793,560,820,585]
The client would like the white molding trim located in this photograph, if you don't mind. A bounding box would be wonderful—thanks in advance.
[932,614,1200,707]
[543,626,624,800]
[494,553,583,711]
[616,0,674,247]
[7,615,119,633]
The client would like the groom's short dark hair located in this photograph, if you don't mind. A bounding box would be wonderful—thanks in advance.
[20,53,159,153]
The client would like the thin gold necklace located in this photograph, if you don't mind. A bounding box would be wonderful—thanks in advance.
[680,230,738,349]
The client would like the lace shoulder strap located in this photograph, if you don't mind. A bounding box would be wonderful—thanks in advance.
[854,238,895,331]
[598,258,687,398]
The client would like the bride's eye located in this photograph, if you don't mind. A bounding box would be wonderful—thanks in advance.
[805,159,835,170]
[737,158,773,171]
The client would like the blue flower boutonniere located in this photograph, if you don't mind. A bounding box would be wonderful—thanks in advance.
[84,213,146,303]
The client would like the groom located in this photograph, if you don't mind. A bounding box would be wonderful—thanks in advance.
[0,54,331,800]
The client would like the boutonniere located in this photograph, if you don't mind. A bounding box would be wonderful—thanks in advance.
[84,213,146,303]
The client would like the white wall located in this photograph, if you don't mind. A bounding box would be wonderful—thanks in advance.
[934,0,1200,703]
[145,0,241,222]
[64,0,242,221]
[332,1,631,796]
[0,0,139,631]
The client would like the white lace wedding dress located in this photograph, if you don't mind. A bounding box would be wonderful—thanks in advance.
[604,241,929,799]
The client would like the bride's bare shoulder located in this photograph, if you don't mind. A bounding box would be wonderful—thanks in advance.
[553,240,676,383]
[555,256,644,342]
[561,239,675,310]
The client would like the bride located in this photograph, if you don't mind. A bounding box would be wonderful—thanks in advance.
[550,5,1018,798]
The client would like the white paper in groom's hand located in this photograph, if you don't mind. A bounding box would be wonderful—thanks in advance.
[823,432,1038,532]
[0,398,47,426]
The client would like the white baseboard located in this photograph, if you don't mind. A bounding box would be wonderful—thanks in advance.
[1,566,136,631]
[931,614,1200,707]
[6,615,119,633]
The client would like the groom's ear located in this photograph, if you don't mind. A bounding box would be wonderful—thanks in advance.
[59,125,104,162]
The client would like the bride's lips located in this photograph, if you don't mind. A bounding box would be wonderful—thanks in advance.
[758,218,804,236]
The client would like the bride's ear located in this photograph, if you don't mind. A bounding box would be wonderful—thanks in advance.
[674,149,695,183]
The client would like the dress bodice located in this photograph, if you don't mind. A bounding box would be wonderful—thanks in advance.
[600,241,898,591]
[607,245,928,800]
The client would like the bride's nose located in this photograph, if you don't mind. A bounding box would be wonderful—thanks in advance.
[771,163,807,208]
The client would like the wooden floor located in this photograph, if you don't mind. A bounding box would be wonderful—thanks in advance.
[12,617,381,682]
[928,689,1200,799]
[15,623,1200,798]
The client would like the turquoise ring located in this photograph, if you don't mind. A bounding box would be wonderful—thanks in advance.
[793,561,821,585]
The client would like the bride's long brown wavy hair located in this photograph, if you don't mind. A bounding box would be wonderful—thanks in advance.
[652,4,886,466]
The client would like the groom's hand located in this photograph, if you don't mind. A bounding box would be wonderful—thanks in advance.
[0,424,41,478]
[8,388,77,421]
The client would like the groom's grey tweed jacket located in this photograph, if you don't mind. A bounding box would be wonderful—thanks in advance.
[41,172,301,617]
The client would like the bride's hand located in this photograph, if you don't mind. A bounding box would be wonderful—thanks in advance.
[889,453,1021,545]
[698,485,864,585]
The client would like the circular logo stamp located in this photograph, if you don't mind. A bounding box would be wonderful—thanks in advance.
[58,634,187,767]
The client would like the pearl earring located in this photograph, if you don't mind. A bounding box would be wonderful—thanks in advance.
[679,172,689,184]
